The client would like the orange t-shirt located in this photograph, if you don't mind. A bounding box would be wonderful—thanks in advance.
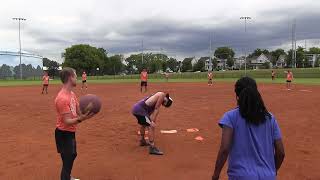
[55,89,79,132]
[140,72,148,82]
[208,73,213,79]
[82,74,87,81]
[42,75,49,85]
[287,72,293,81]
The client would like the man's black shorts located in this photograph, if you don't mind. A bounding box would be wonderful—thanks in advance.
[55,128,77,154]
[43,84,49,87]
[141,81,147,87]
[134,115,151,126]
[82,80,87,83]
[286,80,291,83]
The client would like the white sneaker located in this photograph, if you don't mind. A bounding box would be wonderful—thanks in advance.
[71,177,80,180]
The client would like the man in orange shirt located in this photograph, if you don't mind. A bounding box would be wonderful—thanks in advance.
[55,68,94,180]
[208,71,214,86]
[140,69,148,93]
[286,70,294,90]
[42,71,50,94]
[81,71,87,90]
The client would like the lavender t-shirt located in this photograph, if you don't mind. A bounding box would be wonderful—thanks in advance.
[219,108,282,180]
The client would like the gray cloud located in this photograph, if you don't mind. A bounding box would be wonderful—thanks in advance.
[0,0,319,63]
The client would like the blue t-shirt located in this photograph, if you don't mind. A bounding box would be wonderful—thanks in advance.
[219,108,282,180]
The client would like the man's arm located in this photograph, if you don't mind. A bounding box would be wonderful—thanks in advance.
[274,139,285,174]
[212,126,233,180]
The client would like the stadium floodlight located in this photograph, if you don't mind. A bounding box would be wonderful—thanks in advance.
[240,16,251,75]
[12,17,27,80]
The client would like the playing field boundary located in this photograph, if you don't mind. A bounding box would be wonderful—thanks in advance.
[0,78,320,87]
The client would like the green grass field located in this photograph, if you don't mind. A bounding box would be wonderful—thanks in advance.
[0,78,319,87]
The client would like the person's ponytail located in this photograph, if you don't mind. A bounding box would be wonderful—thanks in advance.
[235,77,271,125]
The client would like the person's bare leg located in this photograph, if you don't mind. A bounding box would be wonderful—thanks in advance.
[45,86,48,94]
[42,86,45,94]
[139,126,149,146]
[148,125,163,155]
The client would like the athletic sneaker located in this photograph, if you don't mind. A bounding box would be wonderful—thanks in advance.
[71,177,80,180]
[140,139,150,146]
[149,146,164,155]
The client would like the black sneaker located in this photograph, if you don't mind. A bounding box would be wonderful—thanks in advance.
[139,139,150,146]
[149,146,164,155]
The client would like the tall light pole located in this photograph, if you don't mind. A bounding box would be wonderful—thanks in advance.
[240,16,251,75]
[13,17,26,80]
[141,40,144,65]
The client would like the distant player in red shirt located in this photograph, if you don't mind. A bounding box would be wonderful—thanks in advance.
[140,69,148,93]
[81,71,87,90]
[42,71,50,94]
[55,68,94,180]
[285,70,294,90]
[271,70,276,81]
[208,71,214,86]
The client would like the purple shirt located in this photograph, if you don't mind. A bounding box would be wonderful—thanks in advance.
[219,108,282,180]
[132,97,156,117]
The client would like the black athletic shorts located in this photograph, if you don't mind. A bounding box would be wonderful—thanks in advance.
[82,80,87,83]
[43,84,49,87]
[141,81,147,87]
[55,128,77,154]
[286,80,291,83]
[134,115,151,126]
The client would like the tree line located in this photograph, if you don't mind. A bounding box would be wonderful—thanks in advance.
[0,63,43,79]
[39,44,320,77]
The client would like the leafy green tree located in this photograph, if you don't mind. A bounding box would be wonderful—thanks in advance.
[271,49,286,66]
[43,58,60,78]
[108,55,125,75]
[181,58,193,72]
[63,44,105,75]
[308,47,320,54]
[226,58,234,68]
[166,57,179,72]
[287,47,305,68]
[214,47,235,59]
[193,57,206,72]
[0,64,12,78]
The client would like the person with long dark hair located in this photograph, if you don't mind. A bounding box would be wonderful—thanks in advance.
[212,77,285,180]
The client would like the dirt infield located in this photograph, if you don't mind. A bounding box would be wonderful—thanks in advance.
[0,82,320,180]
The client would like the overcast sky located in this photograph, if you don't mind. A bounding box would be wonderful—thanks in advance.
[0,0,320,66]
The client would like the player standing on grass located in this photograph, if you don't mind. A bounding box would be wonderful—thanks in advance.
[212,77,285,180]
[132,92,173,155]
[140,69,148,93]
[55,68,94,180]
[286,70,293,90]
[42,72,50,94]
[272,70,276,81]
[81,71,87,90]
[208,71,214,86]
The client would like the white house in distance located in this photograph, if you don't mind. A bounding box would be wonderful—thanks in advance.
[305,54,320,67]
[248,53,272,69]
[204,57,213,71]
[275,55,287,68]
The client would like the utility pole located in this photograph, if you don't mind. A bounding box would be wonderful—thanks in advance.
[13,17,26,80]
[291,19,297,68]
[209,34,212,72]
[141,40,144,65]
[240,16,251,75]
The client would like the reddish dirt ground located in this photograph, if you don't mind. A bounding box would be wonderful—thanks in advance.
[0,82,320,180]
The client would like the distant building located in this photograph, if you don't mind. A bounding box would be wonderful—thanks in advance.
[276,55,287,68]
[305,54,320,67]
[248,53,272,69]
[234,56,245,69]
